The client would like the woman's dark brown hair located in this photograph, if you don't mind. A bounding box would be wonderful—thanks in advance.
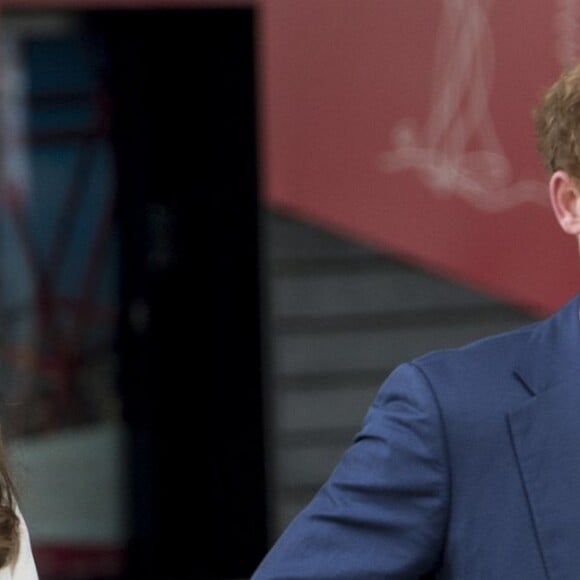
[0,430,20,568]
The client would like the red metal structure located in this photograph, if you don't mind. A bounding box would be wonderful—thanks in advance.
[1,87,114,436]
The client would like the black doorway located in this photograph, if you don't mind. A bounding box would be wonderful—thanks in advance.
[91,9,268,579]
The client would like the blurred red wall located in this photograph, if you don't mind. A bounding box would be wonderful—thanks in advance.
[5,0,577,314]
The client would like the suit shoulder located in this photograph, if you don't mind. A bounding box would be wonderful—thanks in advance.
[411,319,538,380]
[400,319,540,425]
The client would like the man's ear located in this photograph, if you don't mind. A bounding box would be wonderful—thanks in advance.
[549,170,580,235]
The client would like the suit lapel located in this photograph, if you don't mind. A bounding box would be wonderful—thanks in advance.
[509,294,580,580]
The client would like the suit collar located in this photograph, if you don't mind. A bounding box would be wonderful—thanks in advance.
[514,293,580,396]
[509,293,580,579]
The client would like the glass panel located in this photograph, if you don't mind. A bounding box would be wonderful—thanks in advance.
[1,13,125,580]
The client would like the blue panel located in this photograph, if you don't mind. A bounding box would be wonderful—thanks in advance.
[26,38,99,95]
[23,35,117,308]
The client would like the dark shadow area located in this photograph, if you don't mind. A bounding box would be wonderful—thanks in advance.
[91,8,268,580]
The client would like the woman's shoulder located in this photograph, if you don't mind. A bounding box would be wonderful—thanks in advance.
[0,506,39,580]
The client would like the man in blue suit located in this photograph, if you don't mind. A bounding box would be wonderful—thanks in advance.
[251,63,580,579]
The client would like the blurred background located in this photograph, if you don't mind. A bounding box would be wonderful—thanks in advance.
[0,2,577,579]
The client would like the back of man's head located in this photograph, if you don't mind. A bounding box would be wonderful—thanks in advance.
[534,62,580,179]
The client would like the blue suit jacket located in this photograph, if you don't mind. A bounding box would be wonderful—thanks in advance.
[252,294,580,579]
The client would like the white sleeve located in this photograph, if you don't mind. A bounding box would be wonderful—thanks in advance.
[10,507,39,580]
